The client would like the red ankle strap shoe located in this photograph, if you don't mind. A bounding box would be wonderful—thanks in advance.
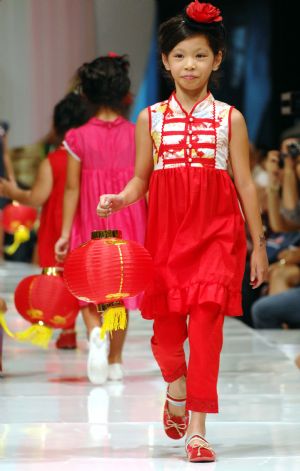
[185,434,216,462]
[163,389,189,440]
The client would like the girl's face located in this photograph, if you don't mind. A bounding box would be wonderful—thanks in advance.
[162,35,222,93]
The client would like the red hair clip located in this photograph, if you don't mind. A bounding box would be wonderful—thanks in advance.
[186,1,222,23]
[108,51,120,58]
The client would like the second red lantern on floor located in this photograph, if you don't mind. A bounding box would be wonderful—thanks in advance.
[14,268,79,347]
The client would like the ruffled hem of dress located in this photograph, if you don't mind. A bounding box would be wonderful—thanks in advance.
[141,280,242,319]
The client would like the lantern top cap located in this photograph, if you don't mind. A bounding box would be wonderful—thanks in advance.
[91,230,122,239]
[42,267,63,276]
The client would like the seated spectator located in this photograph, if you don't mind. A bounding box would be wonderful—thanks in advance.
[266,141,300,233]
[252,249,300,328]
[251,131,300,329]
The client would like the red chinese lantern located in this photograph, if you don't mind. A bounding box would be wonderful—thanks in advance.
[12,268,79,347]
[63,230,153,337]
[2,202,38,255]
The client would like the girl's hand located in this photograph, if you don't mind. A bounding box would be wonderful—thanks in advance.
[55,237,69,262]
[97,194,125,217]
[0,177,18,198]
[250,247,269,289]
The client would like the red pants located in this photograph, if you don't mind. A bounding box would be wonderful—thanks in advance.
[151,302,224,413]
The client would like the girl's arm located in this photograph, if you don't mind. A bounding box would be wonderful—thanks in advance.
[97,108,153,216]
[2,135,15,182]
[0,159,53,206]
[229,109,268,288]
[55,154,80,260]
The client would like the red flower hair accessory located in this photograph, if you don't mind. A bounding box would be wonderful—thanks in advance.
[108,51,120,58]
[186,1,222,24]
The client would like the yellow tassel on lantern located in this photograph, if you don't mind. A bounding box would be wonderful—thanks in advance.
[0,312,52,349]
[4,225,30,255]
[97,302,127,339]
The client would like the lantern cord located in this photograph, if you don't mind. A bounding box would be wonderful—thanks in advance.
[0,312,53,349]
[4,226,30,255]
[100,305,127,339]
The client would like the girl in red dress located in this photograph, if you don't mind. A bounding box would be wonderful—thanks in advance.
[97,1,268,462]
[0,93,90,349]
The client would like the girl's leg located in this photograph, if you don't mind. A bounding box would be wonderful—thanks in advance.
[187,302,224,437]
[82,305,106,384]
[152,314,188,415]
[81,304,101,336]
[108,310,128,364]
[82,305,128,362]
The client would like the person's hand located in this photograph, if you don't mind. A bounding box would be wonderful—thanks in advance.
[283,154,295,171]
[265,150,281,188]
[96,194,125,217]
[0,177,18,198]
[0,297,7,312]
[250,246,269,289]
[55,236,69,262]
[277,247,300,265]
[281,139,299,171]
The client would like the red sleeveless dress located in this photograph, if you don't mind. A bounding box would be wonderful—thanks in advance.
[141,92,247,319]
[38,147,67,267]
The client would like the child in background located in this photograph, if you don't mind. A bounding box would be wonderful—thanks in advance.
[0,121,15,262]
[0,93,90,349]
[55,54,147,384]
[97,1,268,462]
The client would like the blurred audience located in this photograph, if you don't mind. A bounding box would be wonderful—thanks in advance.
[251,131,300,330]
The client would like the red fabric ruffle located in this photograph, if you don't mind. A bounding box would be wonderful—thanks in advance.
[141,279,242,319]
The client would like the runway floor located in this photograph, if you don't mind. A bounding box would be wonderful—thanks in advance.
[1,262,300,470]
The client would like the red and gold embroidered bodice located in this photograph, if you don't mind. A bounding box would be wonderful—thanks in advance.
[148,92,233,171]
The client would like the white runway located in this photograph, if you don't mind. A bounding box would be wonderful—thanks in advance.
[1,262,300,470]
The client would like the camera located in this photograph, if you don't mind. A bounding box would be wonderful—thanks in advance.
[278,142,300,168]
[287,142,300,158]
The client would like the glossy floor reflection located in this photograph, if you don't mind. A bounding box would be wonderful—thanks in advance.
[1,262,300,470]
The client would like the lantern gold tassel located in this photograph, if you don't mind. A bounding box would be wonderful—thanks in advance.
[4,225,30,255]
[0,312,52,349]
[98,303,127,339]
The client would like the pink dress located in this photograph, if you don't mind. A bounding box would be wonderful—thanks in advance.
[64,116,147,309]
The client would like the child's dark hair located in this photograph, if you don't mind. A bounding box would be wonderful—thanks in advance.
[159,10,226,88]
[77,55,131,114]
[53,92,91,140]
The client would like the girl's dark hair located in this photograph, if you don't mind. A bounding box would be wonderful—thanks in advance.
[159,13,226,88]
[53,92,91,139]
[77,55,131,113]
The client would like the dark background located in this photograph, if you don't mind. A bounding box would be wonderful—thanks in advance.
[155,0,298,149]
